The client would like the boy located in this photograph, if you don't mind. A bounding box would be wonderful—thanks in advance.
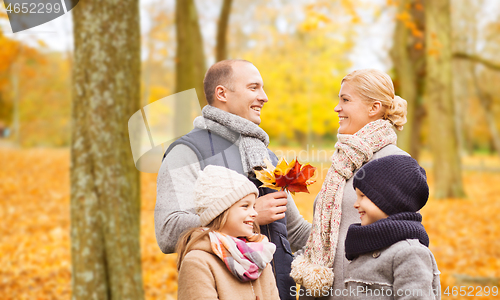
[344,155,441,299]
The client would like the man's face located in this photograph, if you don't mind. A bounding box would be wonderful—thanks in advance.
[224,62,268,125]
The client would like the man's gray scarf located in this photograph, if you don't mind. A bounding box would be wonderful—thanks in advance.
[193,105,271,174]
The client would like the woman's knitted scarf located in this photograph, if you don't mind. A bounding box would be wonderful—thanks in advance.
[209,231,276,282]
[344,212,429,260]
[290,119,397,294]
[193,105,271,174]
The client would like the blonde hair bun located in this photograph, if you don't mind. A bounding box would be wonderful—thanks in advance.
[386,95,407,131]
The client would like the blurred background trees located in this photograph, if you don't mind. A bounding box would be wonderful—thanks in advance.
[0,0,498,200]
[1,0,500,299]
[0,28,69,147]
[0,1,498,201]
[452,0,500,157]
[2,0,499,164]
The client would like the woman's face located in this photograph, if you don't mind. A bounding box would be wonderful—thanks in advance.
[335,82,374,135]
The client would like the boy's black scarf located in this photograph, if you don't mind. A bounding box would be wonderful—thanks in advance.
[344,212,429,260]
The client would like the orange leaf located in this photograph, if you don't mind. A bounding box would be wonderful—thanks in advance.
[272,158,316,194]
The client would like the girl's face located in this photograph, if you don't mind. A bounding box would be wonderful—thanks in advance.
[220,194,258,238]
[335,82,378,135]
[353,188,388,226]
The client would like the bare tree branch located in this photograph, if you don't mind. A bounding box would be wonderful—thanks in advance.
[453,52,500,71]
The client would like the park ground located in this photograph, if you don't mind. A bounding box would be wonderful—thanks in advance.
[1,147,500,299]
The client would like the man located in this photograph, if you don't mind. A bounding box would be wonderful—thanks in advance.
[155,59,311,300]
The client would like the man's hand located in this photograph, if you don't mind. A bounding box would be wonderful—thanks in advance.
[254,191,288,225]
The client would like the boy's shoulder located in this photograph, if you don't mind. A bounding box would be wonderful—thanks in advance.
[389,238,428,250]
[346,239,437,278]
[383,239,434,259]
[348,239,435,268]
[389,239,437,263]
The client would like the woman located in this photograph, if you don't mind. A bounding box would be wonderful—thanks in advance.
[290,69,409,299]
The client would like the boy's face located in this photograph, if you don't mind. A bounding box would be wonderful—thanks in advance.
[354,188,388,226]
[220,194,258,238]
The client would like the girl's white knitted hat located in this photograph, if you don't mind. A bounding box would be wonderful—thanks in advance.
[194,165,259,226]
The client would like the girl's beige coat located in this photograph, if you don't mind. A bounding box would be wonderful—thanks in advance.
[178,231,280,300]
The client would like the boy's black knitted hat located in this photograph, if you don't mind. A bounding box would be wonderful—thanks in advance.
[353,155,429,215]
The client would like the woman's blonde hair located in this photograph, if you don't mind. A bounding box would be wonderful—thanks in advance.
[175,208,261,270]
[341,69,407,131]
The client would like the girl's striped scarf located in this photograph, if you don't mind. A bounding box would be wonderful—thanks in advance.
[290,119,397,294]
[209,231,276,282]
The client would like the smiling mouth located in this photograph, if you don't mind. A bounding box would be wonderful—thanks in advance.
[339,116,347,121]
[251,106,261,112]
[244,221,253,227]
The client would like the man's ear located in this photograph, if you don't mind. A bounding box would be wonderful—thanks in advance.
[368,101,383,117]
[214,85,228,104]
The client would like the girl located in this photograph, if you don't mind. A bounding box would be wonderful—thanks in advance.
[176,165,280,300]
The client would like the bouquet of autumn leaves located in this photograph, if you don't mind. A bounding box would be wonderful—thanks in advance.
[254,158,316,195]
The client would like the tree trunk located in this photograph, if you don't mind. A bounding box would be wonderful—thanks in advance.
[471,69,500,156]
[175,0,206,137]
[216,0,233,62]
[484,101,500,156]
[425,0,465,198]
[11,60,20,145]
[71,0,143,299]
[390,0,426,160]
[142,40,153,108]
[452,60,468,155]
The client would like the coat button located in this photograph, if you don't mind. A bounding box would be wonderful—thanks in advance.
[372,251,381,258]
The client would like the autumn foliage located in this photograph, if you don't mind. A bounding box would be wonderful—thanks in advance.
[0,26,69,147]
[1,148,500,299]
[0,148,177,300]
[255,157,316,194]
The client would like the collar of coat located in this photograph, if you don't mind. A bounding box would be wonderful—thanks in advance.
[344,212,429,260]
